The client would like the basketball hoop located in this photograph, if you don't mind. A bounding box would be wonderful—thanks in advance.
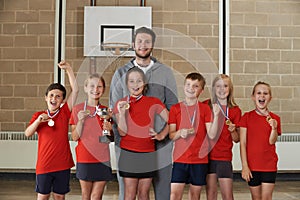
[101,42,131,56]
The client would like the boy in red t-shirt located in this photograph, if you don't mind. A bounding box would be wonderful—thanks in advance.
[239,81,281,200]
[169,72,220,200]
[25,61,78,200]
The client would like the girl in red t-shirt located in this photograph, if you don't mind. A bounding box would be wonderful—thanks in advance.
[70,74,113,199]
[205,74,241,200]
[239,81,281,200]
[114,66,169,200]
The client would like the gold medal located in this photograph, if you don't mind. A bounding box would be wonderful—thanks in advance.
[188,128,194,134]
[225,119,231,125]
[124,103,130,110]
[48,119,54,127]
[86,109,90,114]
[266,116,272,122]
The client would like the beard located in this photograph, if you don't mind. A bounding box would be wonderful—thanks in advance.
[135,48,152,59]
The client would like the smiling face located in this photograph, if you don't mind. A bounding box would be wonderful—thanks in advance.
[184,78,203,99]
[215,78,230,103]
[127,71,145,97]
[45,89,64,112]
[252,83,272,110]
[133,33,153,59]
[84,77,105,101]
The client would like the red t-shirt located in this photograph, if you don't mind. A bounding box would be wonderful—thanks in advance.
[29,103,74,174]
[238,110,281,171]
[168,101,212,164]
[114,96,165,152]
[209,105,242,161]
[70,103,110,163]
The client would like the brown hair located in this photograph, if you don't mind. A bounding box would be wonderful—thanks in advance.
[185,72,206,90]
[252,81,272,96]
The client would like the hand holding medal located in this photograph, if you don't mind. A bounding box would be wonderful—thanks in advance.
[46,108,60,127]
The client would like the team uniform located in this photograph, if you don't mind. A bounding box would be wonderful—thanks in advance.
[168,101,212,185]
[28,103,74,194]
[114,95,166,178]
[69,103,112,181]
[110,57,178,199]
[239,110,281,186]
[203,99,242,178]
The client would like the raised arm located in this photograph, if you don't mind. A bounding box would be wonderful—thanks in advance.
[58,61,79,111]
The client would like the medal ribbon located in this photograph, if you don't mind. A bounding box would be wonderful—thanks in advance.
[127,94,143,104]
[255,108,272,121]
[216,100,229,120]
[47,108,60,119]
[184,101,197,127]
[84,100,100,117]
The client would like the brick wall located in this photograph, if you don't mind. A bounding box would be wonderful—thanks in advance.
[0,0,299,133]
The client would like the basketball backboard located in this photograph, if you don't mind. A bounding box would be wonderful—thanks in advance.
[84,6,152,57]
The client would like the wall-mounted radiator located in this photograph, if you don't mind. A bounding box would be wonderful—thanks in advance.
[0,132,299,172]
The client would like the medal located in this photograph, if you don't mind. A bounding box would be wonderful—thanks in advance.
[217,100,230,125]
[255,108,272,122]
[225,119,231,125]
[125,94,143,110]
[48,119,54,127]
[84,100,99,117]
[124,103,130,110]
[47,108,60,127]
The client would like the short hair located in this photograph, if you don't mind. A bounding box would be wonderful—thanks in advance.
[84,73,106,89]
[133,27,156,45]
[252,81,272,96]
[45,83,67,99]
[185,72,206,89]
[126,66,148,95]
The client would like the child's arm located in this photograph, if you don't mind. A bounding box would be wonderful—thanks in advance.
[228,124,240,143]
[58,61,79,111]
[71,110,89,141]
[240,127,252,182]
[269,118,278,144]
[24,113,48,137]
[150,108,169,141]
[169,124,192,140]
[116,101,128,136]
[206,103,221,139]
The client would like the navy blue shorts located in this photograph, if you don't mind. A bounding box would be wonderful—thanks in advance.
[208,160,233,179]
[248,171,277,187]
[35,169,70,195]
[171,162,208,186]
[76,162,113,181]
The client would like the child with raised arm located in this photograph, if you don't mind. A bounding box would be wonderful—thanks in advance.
[239,81,281,200]
[204,74,241,200]
[24,61,78,200]
[70,73,113,199]
[114,66,169,200]
[169,72,220,200]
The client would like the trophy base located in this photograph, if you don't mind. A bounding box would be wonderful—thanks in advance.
[99,136,111,143]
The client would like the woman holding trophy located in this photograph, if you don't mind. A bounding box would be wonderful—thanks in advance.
[70,73,113,199]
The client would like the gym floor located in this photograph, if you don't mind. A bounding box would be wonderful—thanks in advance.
[0,173,299,200]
